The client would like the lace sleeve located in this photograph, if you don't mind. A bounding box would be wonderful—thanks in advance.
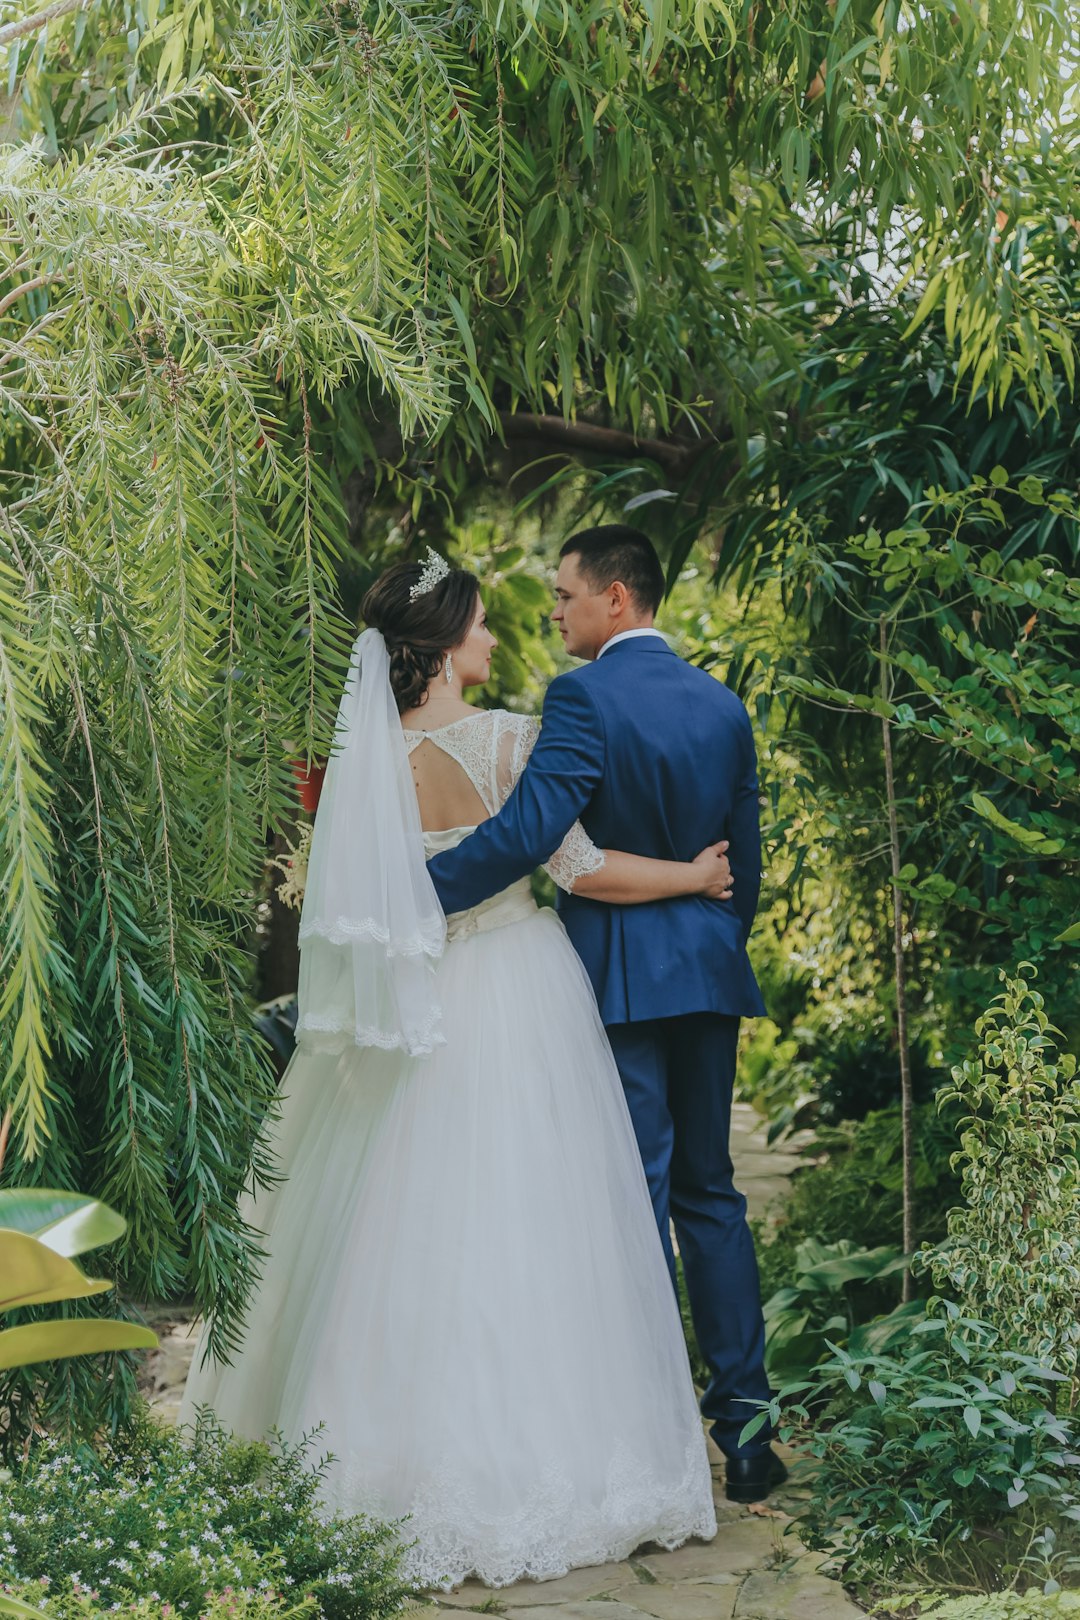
[544,821,606,893]
[500,713,606,894]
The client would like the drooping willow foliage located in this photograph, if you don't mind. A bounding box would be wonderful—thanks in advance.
[0,0,1078,1438]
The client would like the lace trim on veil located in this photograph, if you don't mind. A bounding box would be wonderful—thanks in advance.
[298,916,446,955]
[294,1002,445,1055]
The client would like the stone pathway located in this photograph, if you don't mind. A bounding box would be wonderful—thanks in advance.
[140,1103,863,1618]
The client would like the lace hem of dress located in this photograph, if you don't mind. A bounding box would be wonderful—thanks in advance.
[295,1007,446,1056]
[338,1437,716,1592]
[298,917,446,957]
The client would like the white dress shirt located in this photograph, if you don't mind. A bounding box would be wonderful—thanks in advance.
[595,627,671,659]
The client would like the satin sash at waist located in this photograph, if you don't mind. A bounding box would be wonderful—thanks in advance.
[445,879,537,944]
[423,824,539,945]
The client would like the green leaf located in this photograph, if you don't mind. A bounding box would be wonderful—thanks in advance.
[902,271,945,340]
[0,1595,51,1620]
[970,793,1067,855]
[0,1189,126,1256]
[963,1404,981,1438]
[446,292,477,369]
[0,1318,157,1373]
[0,1229,113,1312]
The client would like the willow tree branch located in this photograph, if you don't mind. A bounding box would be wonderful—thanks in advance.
[0,0,87,47]
[497,410,720,477]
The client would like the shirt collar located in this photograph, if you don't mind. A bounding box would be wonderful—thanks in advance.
[595,627,670,659]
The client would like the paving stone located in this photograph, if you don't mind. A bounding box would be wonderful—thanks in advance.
[454,1565,640,1608]
[636,1520,778,1581]
[620,1583,738,1620]
[787,1550,832,1576]
[138,1312,200,1424]
[434,1581,493,1607]
[478,1603,652,1620]
[734,1569,863,1620]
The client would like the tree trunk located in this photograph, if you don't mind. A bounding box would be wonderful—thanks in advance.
[880,615,915,1298]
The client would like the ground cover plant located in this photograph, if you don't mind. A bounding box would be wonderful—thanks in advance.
[0,1590,315,1620]
[0,1412,416,1620]
[875,1597,1080,1618]
[784,1312,1080,1594]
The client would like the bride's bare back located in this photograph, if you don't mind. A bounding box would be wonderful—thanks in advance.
[401,709,530,835]
[405,731,490,832]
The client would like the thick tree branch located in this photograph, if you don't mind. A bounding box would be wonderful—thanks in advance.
[0,0,86,48]
[0,272,63,320]
[497,410,721,477]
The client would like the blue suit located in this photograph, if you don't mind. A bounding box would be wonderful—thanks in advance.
[427,636,772,1456]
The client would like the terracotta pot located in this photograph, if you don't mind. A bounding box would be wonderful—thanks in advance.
[291,758,327,815]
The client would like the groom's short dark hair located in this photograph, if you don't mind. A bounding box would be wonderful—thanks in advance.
[560,525,665,614]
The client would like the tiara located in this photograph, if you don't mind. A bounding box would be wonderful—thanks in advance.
[409,546,450,602]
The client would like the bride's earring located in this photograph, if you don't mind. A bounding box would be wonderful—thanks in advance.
[445,652,454,684]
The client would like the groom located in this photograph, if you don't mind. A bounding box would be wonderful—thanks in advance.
[427,525,783,1502]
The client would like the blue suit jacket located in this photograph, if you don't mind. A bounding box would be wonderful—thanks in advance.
[427,637,766,1024]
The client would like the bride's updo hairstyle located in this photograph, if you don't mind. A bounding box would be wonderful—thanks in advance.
[361,557,479,714]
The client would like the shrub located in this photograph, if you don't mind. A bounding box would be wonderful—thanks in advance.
[738,1012,941,1130]
[1,1588,316,1620]
[763,1238,908,1383]
[0,1411,416,1620]
[754,1101,961,1310]
[778,1310,1080,1595]
[811,1022,940,1126]
[874,1595,1080,1618]
[919,968,1080,1386]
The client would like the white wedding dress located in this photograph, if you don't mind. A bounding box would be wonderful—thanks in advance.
[179,709,716,1590]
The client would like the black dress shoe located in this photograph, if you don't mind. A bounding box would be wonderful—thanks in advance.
[724,1447,788,1504]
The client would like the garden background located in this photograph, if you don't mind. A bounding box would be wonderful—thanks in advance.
[0,0,1079,1614]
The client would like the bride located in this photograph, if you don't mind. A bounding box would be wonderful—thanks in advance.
[179,553,729,1590]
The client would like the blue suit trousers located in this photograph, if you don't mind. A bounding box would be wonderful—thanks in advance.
[606,1012,773,1459]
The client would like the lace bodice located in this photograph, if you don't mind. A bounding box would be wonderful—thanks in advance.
[403,709,604,892]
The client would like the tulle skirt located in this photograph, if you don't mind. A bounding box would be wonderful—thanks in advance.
[179,900,716,1589]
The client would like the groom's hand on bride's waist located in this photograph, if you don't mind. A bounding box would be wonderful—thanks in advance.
[691,840,734,901]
